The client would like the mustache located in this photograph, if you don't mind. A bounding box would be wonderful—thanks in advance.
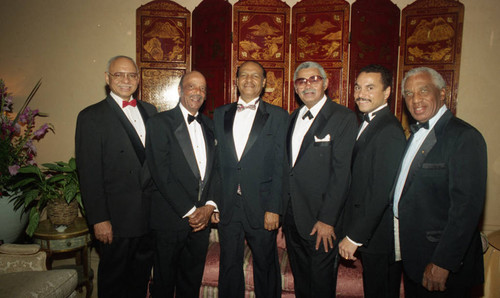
[355,97,371,102]
[301,89,316,95]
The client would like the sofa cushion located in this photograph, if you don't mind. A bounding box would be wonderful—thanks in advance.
[0,269,78,298]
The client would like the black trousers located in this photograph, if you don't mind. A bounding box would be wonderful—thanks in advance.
[97,233,154,298]
[403,271,473,298]
[283,206,339,298]
[360,252,402,298]
[218,196,281,298]
[151,228,210,298]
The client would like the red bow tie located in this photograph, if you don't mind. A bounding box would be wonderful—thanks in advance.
[122,99,137,108]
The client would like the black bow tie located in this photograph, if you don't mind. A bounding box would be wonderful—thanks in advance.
[410,121,429,133]
[188,114,201,124]
[302,110,313,120]
[362,113,371,123]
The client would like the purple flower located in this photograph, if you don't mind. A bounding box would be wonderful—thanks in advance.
[33,123,50,140]
[24,140,37,154]
[8,165,20,176]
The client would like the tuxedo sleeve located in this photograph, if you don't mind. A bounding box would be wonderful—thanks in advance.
[146,115,194,218]
[431,128,487,272]
[347,124,405,244]
[267,110,289,215]
[318,111,357,226]
[75,109,109,226]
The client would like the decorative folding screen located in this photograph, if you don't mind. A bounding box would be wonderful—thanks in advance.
[233,0,290,110]
[397,0,464,122]
[192,0,232,117]
[136,0,191,111]
[349,0,400,113]
[291,0,350,111]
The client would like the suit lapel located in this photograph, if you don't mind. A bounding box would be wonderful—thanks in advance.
[200,116,215,181]
[173,107,201,180]
[241,100,269,159]
[294,100,332,166]
[286,110,299,166]
[401,111,452,195]
[105,96,146,165]
[223,103,239,162]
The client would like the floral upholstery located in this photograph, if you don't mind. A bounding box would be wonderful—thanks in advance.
[0,244,78,298]
[200,228,367,297]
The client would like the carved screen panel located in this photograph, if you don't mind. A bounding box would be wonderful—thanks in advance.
[192,0,232,117]
[136,0,191,111]
[233,0,290,109]
[349,0,400,115]
[397,0,464,124]
[291,0,350,111]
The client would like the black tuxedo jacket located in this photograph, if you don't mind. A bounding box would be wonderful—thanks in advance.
[339,106,406,254]
[75,96,157,238]
[213,100,288,229]
[397,110,487,287]
[146,104,217,231]
[283,99,358,239]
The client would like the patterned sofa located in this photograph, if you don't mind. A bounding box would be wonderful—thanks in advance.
[200,228,367,297]
[0,243,78,298]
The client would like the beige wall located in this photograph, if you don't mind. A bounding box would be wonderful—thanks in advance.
[1,0,498,233]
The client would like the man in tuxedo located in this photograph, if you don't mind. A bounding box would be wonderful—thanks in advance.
[393,67,487,297]
[213,60,288,298]
[75,55,157,297]
[282,61,358,297]
[338,64,406,297]
[146,71,217,297]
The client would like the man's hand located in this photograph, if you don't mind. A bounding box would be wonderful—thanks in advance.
[94,221,113,244]
[422,263,449,291]
[189,205,215,232]
[338,237,358,261]
[310,221,336,252]
[211,212,220,224]
[264,212,279,231]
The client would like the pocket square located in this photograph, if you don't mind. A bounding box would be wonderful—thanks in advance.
[314,134,331,142]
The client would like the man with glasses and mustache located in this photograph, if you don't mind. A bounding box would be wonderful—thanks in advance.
[338,64,406,297]
[282,61,357,297]
[76,55,157,297]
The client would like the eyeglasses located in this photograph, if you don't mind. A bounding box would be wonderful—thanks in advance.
[107,72,139,81]
[294,75,323,87]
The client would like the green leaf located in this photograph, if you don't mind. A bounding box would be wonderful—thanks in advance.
[25,208,40,237]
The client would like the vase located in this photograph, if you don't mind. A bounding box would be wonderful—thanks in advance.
[47,198,78,226]
[0,192,28,243]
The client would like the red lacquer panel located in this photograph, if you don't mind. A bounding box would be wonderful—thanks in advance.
[349,0,400,116]
[136,0,191,111]
[233,0,290,110]
[291,0,350,111]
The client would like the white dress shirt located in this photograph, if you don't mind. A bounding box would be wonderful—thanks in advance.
[356,103,388,140]
[393,104,448,260]
[111,92,146,146]
[179,104,217,217]
[233,97,260,161]
[291,95,327,166]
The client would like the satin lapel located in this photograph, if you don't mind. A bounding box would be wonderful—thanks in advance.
[200,117,215,181]
[287,110,299,167]
[173,108,201,180]
[241,101,269,159]
[105,96,146,165]
[354,107,390,160]
[295,101,331,166]
[401,129,437,196]
[223,104,238,162]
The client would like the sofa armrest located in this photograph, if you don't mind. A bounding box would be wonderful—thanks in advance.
[0,244,47,273]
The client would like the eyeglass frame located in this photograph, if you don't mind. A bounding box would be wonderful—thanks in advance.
[294,75,323,87]
[107,72,139,81]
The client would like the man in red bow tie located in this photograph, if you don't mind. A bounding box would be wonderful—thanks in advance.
[76,55,157,298]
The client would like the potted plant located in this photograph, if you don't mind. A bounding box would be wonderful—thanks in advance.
[10,157,84,236]
[0,78,53,242]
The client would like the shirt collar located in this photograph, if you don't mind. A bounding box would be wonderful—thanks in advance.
[179,103,199,125]
[300,95,327,119]
[423,104,448,131]
[237,96,260,107]
[110,92,133,108]
[366,103,388,121]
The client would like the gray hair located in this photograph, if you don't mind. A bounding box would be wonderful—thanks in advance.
[294,61,328,88]
[106,55,139,73]
[401,67,446,96]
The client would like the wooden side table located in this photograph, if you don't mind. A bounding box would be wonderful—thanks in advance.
[33,217,93,297]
